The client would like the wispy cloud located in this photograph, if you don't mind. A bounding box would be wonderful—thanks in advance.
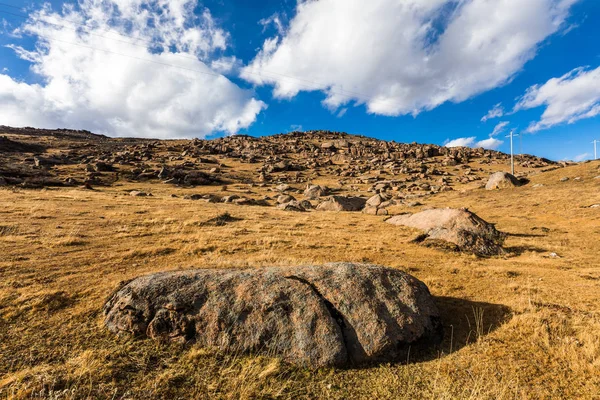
[491,121,509,136]
[573,153,590,162]
[481,103,504,122]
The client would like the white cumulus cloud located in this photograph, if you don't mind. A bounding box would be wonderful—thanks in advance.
[445,136,503,149]
[445,137,476,148]
[0,0,266,138]
[242,0,578,116]
[477,137,504,150]
[514,66,600,132]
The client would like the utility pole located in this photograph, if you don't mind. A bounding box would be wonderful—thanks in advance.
[506,130,519,175]
[593,140,599,160]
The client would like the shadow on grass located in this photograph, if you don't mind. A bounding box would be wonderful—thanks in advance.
[403,296,512,365]
[505,245,548,255]
[435,296,511,352]
[506,232,547,238]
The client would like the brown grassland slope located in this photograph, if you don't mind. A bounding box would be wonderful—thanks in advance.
[0,129,599,399]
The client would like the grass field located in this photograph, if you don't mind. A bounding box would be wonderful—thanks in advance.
[1,161,599,399]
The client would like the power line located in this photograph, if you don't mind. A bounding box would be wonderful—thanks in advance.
[0,4,388,105]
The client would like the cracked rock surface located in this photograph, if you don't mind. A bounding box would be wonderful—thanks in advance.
[103,263,442,368]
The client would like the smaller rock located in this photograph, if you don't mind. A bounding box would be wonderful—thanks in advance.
[130,190,150,197]
[277,194,296,204]
[363,206,388,216]
[304,184,329,199]
[158,166,170,179]
[184,194,203,200]
[184,171,215,186]
[94,162,114,172]
[222,195,240,203]
[485,172,522,190]
[278,200,306,212]
[316,196,367,212]
[366,194,385,208]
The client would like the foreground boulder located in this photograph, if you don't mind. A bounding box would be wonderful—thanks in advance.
[485,172,522,190]
[386,208,506,256]
[104,263,442,368]
[316,196,367,212]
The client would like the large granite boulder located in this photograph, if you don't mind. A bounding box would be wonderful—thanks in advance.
[104,263,442,368]
[386,208,506,256]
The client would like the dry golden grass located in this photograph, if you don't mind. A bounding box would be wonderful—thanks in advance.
[1,161,600,399]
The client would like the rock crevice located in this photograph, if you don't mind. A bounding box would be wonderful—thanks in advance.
[284,275,356,360]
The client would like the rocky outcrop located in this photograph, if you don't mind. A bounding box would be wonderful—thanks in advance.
[386,208,506,256]
[104,263,442,368]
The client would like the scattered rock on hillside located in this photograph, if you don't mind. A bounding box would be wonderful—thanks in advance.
[129,190,151,197]
[386,208,506,256]
[277,194,296,204]
[277,199,309,212]
[363,193,390,215]
[0,127,556,191]
[366,193,385,208]
[103,263,443,368]
[316,195,367,212]
[363,206,389,216]
[485,172,522,190]
[304,184,329,199]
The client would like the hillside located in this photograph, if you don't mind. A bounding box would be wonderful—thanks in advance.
[1,126,555,193]
[0,126,599,399]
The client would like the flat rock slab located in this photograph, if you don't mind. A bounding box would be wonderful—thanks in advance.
[386,208,506,256]
[104,263,442,368]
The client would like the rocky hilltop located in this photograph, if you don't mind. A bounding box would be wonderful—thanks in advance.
[0,126,556,195]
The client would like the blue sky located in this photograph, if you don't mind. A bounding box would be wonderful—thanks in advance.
[0,0,599,161]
